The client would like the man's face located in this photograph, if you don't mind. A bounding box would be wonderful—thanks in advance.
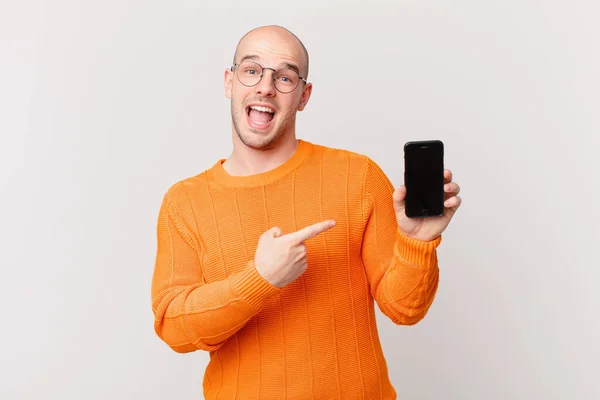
[225,32,311,150]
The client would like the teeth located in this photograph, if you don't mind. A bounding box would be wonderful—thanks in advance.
[250,105,274,113]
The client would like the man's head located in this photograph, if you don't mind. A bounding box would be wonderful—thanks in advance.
[225,25,312,150]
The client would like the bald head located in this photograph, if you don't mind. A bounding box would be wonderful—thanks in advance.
[232,25,309,79]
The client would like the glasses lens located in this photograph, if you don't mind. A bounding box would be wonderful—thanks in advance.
[274,68,299,93]
[237,61,262,86]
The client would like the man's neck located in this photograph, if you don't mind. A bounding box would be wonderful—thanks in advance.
[222,133,299,177]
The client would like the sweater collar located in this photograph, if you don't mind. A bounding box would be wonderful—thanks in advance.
[210,139,313,188]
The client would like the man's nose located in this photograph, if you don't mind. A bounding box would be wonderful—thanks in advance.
[255,69,276,97]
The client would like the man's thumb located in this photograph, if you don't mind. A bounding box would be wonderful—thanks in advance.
[393,185,406,213]
[266,226,284,239]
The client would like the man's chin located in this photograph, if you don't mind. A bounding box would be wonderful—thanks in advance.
[237,130,280,150]
[232,112,290,150]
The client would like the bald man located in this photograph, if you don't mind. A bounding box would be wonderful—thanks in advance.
[151,25,462,399]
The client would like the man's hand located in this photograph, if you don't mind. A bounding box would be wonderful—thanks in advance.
[393,169,462,242]
[254,220,337,288]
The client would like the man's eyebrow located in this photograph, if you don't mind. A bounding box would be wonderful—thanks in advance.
[238,54,302,75]
[239,54,260,63]
[282,62,300,75]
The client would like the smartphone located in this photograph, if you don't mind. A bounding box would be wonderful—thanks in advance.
[403,140,445,218]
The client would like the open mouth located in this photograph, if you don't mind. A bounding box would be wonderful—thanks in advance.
[246,104,276,128]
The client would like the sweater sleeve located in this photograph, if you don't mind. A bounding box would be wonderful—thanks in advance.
[361,157,442,325]
[151,187,281,353]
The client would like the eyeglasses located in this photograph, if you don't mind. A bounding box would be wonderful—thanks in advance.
[231,60,307,94]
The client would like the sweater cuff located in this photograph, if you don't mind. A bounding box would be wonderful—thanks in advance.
[394,228,442,269]
[230,260,281,309]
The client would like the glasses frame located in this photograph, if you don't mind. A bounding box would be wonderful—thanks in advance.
[231,61,307,94]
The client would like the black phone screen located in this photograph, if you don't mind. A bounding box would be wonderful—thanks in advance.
[404,140,445,218]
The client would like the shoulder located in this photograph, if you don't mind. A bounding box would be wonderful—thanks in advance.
[308,140,387,179]
[165,171,207,195]
[159,167,212,213]
[307,140,374,170]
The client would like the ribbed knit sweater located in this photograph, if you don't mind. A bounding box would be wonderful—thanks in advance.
[151,139,442,399]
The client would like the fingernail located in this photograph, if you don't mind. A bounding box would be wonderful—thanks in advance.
[330,220,336,227]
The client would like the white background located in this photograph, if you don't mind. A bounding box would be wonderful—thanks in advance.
[1,0,599,399]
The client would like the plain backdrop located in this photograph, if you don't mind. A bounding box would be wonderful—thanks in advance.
[1,0,599,399]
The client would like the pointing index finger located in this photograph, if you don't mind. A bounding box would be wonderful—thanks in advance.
[287,220,336,244]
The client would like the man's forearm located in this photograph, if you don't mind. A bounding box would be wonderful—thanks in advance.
[153,260,280,353]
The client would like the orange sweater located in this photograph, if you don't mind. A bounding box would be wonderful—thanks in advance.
[151,139,441,399]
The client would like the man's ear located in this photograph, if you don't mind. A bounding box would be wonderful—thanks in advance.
[224,68,233,98]
[297,82,312,111]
